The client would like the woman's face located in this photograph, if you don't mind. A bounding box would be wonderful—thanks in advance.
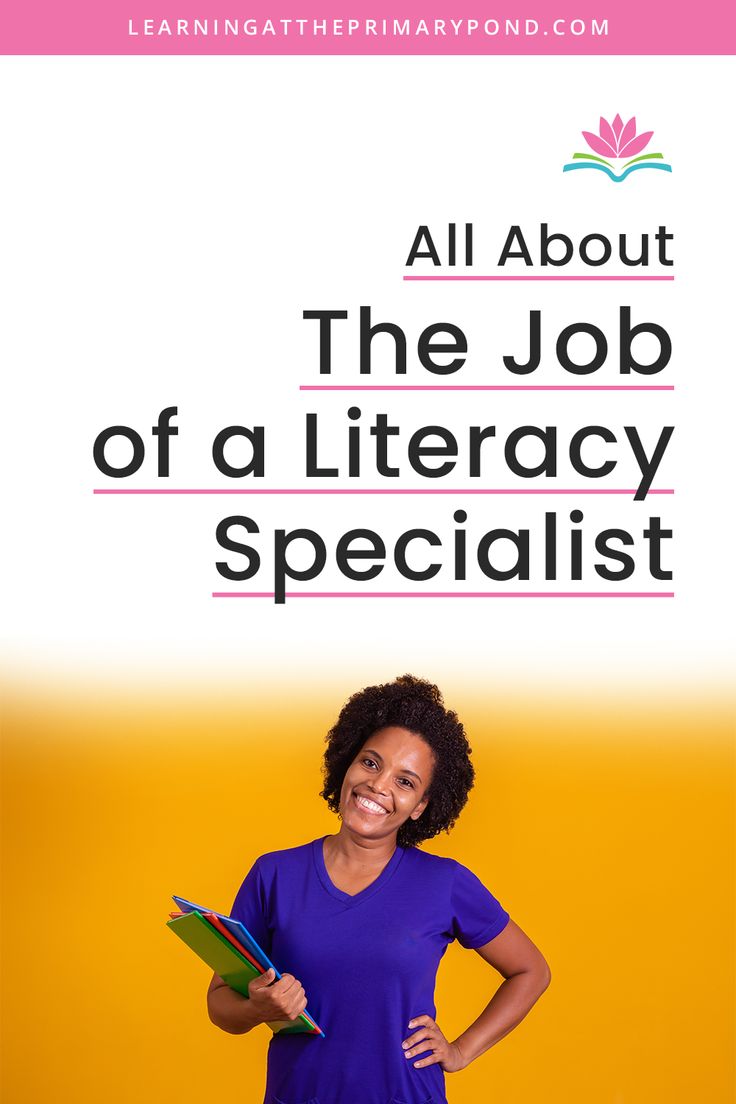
[338,725,434,842]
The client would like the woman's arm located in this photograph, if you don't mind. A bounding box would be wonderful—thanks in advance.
[402,920,551,1072]
[207,968,308,1035]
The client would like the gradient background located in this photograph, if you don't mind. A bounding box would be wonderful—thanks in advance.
[2,682,733,1103]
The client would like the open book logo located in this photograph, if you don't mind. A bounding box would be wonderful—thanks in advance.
[563,115,672,183]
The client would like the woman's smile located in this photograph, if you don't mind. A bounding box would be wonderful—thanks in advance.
[353,792,390,816]
[338,726,435,839]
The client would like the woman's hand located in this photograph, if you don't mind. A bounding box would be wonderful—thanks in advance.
[402,1015,466,1073]
[248,969,308,1023]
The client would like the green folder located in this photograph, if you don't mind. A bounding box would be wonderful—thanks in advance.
[167,910,316,1035]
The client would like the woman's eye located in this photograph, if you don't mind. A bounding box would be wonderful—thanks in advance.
[362,758,377,768]
[398,778,414,788]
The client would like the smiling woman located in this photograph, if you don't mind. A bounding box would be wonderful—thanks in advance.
[206,675,550,1104]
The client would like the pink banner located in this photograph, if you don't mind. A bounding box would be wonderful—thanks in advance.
[1,0,735,54]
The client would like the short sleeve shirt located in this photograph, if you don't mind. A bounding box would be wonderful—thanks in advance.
[231,839,509,1104]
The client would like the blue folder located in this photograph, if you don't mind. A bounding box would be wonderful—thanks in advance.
[171,895,324,1037]
[172,895,279,976]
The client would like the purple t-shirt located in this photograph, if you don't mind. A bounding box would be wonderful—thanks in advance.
[230,838,509,1104]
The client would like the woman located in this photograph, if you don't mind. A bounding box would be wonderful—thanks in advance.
[208,675,550,1104]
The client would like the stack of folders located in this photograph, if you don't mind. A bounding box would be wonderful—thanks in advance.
[168,895,324,1037]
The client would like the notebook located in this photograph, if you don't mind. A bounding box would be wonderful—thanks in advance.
[167,899,323,1037]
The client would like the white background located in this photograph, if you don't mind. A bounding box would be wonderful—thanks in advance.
[1,56,733,690]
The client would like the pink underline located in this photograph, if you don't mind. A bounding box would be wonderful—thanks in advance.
[403,275,675,282]
[93,488,673,496]
[300,384,674,391]
[213,591,674,599]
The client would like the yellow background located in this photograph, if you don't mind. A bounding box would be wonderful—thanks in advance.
[1,684,734,1103]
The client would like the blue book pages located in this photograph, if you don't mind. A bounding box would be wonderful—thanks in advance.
[172,895,278,975]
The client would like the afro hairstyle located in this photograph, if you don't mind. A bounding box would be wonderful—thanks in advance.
[320,674,475,848]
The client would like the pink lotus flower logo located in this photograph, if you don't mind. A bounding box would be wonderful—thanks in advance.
[563,113,672,183]
[582,115,653,159]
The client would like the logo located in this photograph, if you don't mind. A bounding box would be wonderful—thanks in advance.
[563,115,672,183]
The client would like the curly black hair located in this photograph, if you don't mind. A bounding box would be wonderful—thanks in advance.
[320,674,475,848]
